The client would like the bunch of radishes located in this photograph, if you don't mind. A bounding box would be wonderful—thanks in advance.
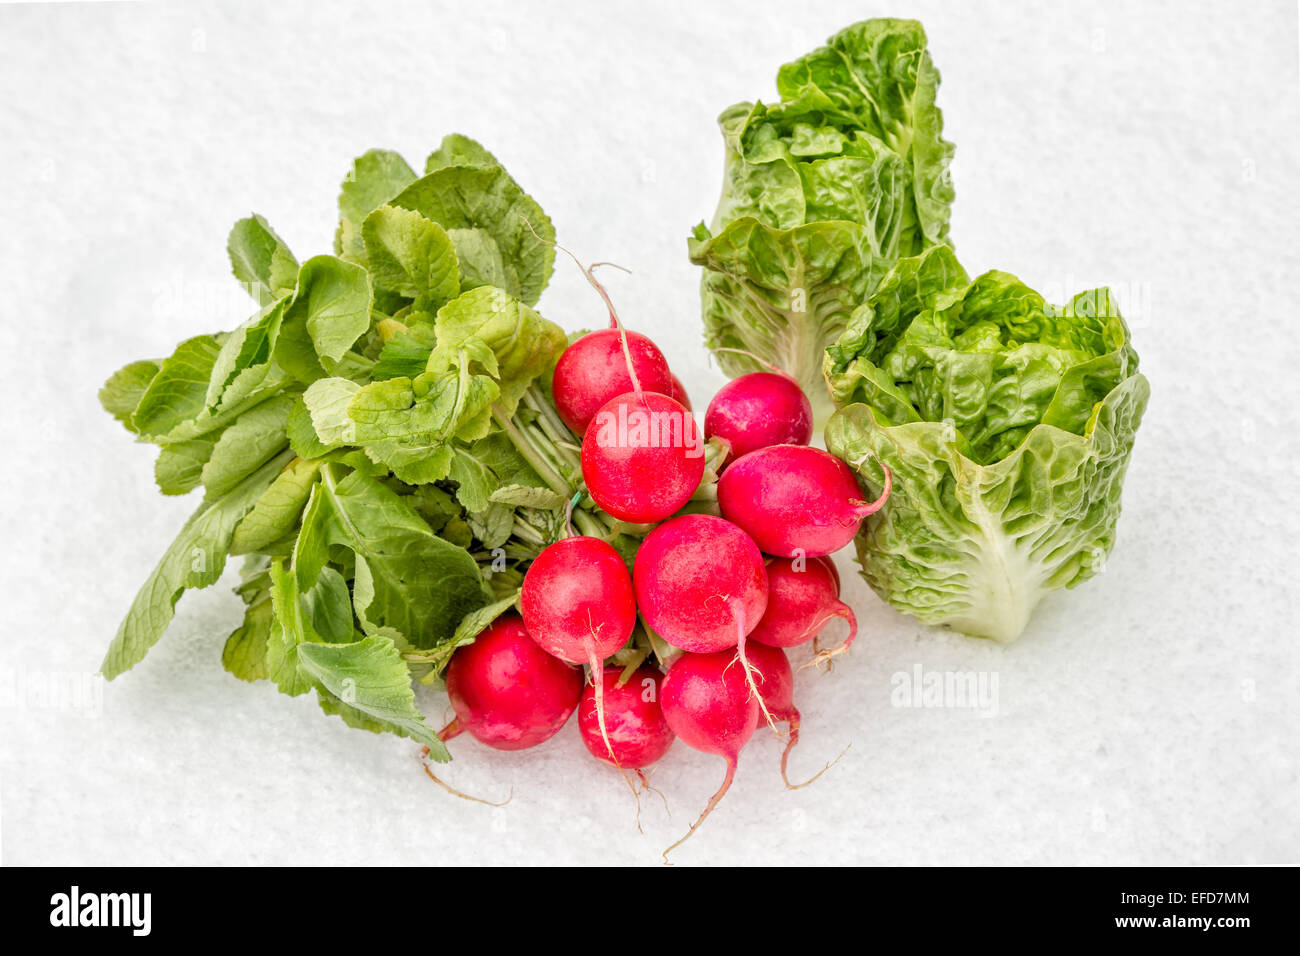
[433,268,889,858]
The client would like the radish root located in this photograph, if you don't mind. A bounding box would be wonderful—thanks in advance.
[784,739,851,790]
[662,757,737,864]
[521,220,643,402]
[586,630,643,830]
[800,602,859,671]
[711,346,793,379]
[418,741,513,807]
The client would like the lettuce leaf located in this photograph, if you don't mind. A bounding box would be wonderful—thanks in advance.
[691,17,954,425]
[824,246,1149,642]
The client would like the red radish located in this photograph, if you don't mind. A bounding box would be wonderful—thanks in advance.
[745,642,841,789]
[815,554,841,592]
[750,557,857,664]
[632,514,768,654]
[717,444,891,557]
[743,642,801,788]
[704,371,813,465]
[582,390,705,523]
[667,373,692,412]
[578,665,674,769]
[521,535,637,769]
[441,613,582,751]
[552,329,675,434]
[521,536,636,665]
[660,649,760,859]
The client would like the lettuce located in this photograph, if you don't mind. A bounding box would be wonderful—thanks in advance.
[690,18,954,425]
[824,246,1150,642]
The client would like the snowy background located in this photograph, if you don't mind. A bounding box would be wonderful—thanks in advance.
[1,0,1297,865]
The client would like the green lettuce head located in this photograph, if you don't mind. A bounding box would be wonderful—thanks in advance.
[824,246,1150,642]
[690,17,954,427]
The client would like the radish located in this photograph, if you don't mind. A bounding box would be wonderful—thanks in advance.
[441,612,583,751]
[743,641,801,787]
[521,535,636,768]
[745,641,841,789]
[582,390,705,523]
[578,665,674,770]
[521,536,636,665]
[668,372,692,412]
[659,649,760,859]
[552,329,676,434]
[717,444,891,557]
[750,556,858,665]
[704,371,813,465]
[632,514,768,654]
[634,513,775,730]
[815,554,841,592]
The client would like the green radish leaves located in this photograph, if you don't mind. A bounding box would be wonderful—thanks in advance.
[101,450,295,679]
[99,135,576,753]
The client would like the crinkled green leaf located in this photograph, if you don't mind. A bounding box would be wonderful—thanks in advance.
[694,18,955,427]
[690,218,887,425]
[302,377,362,446]
[773,17,954,251]
[99,359,160,433]
[416,592,520,683]
[199,393,294,497]
[223,584,273,682]
[391,164,554,306]
[432,285,567,415]
[445,227,511,293]
[362,204,460,305]
[336,149,418,262]
[425,133,502,173]
[824,250,1149,643]
[228,214,299,305]
[131,334,224,439]
[205,298,288,412]
[293,466,486,649]
[288,255,373,363]
[372,324,436,381]
[101,449,294,679]
[296,636,444,754]
[361,440,455,485]
[230,457,321,555]
[154,437,220,496]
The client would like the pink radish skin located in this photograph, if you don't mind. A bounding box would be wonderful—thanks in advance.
[578,666,675,769]
[717,444,891,558]
[552,329,675,435]
[633,514,768,653]
[814,555,841,592]
[521,537,636,665]
[521,535,638,771]
[442,613,582,751]
[749,557,857,656]
[704,371,813,465]
[582,391,705,523]
[743,642,803,788]
[660,650,760,860]
[668,373,692,412]
[745,642,840,789]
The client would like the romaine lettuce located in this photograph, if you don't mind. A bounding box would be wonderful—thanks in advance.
[824,246,1149,642]
[690,18,954,425]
